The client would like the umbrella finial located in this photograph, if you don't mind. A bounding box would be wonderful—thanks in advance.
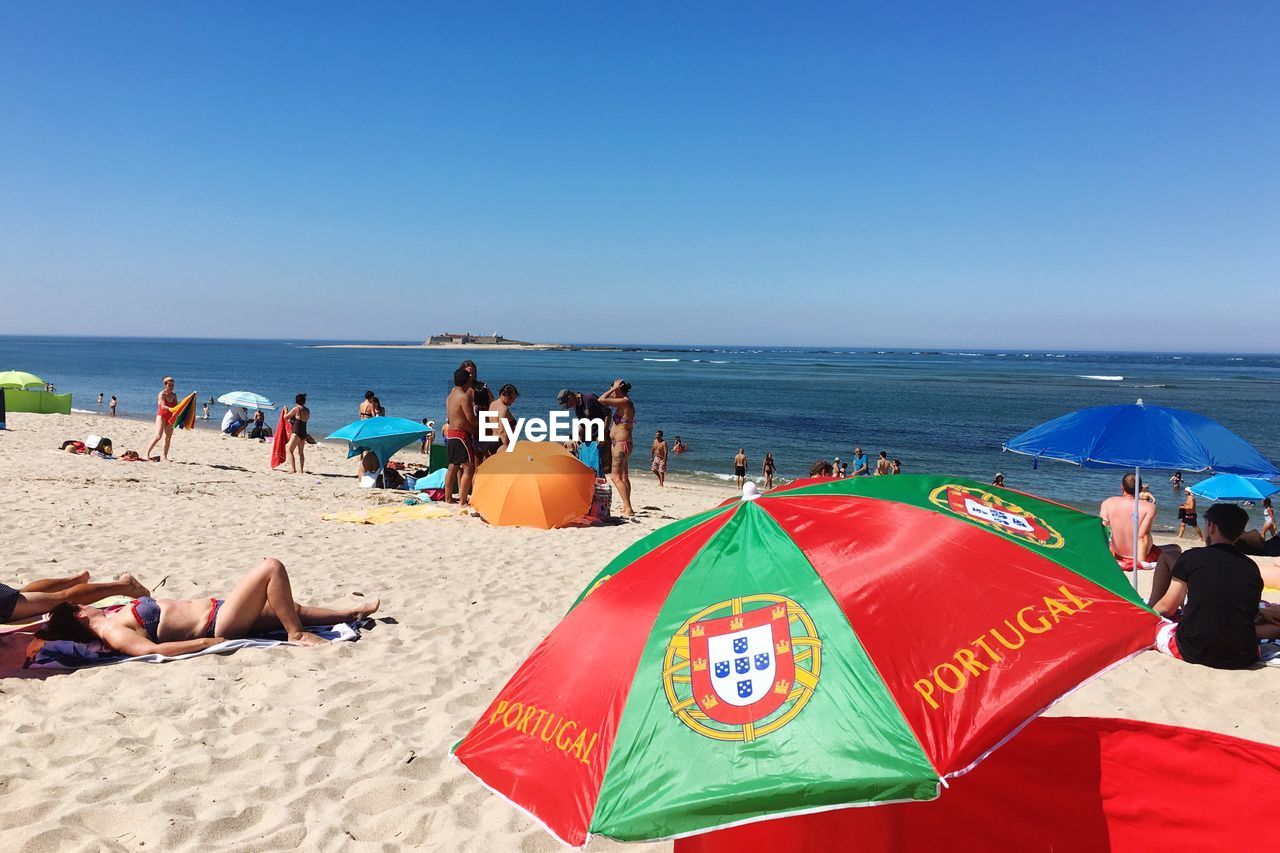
[742,482,761,501]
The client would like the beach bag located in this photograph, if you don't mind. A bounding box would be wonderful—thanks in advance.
[577,441,602,476]
[588,479,613,521]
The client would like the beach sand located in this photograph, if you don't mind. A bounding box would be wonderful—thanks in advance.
[1,412,1276,851]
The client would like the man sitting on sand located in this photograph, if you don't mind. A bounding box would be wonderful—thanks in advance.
[444,368,477,506]
[1100,473,1181,574]
[1,572,149,624]
[1150,503,1278,668]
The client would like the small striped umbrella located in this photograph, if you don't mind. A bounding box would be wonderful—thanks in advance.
[217,391,276,410]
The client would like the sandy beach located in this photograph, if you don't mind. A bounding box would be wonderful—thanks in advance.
[1,412,1277,851]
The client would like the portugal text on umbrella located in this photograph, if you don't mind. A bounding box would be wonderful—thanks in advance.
[913,585,1095,711]
[484,700,601,765]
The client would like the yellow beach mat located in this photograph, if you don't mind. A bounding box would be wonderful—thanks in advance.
[322,503,465,525]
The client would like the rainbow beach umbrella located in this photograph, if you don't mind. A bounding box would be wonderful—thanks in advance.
[452,475,1163,847]
[165,392,198,430]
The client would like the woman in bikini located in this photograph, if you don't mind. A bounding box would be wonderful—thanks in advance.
[599,379,636,517]
[40,558,379,655]
[283,393,311,474]
[144,376,179,461]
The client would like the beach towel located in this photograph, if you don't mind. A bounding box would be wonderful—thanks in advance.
[164,392,198,430]
[676,715,1280,853]
[24,621,363,669]
[270,406,293,469]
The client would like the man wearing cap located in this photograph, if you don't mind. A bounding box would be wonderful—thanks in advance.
[557,388,612,476]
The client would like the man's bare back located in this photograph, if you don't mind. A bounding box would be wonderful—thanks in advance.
[1100,493,1155,558]
[447,387,476,434]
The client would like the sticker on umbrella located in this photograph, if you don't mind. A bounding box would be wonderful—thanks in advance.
[664,594,820,743]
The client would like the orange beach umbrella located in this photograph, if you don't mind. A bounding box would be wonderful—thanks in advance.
[471,441,595,529]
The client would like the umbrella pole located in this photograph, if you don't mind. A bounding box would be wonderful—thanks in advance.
[1132,465,1141,589]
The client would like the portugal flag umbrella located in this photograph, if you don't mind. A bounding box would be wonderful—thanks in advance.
[471,441,595,529]
[452,475,1162,847]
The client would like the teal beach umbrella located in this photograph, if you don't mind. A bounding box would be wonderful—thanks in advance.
[326,417,431,469]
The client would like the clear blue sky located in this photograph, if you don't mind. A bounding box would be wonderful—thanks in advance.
[2,2,1276,349]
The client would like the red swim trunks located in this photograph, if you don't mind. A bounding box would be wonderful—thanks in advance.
[1115,545,1162,571]
[443,427,474,465]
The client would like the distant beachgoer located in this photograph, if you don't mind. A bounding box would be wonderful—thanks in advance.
[420,419,436,454]
[97,392,104,410]
[109,396,117,417]
[891,458,902,475]
[600,379,636,517]
[1139,483,1156,507]
[145,376,179,462]
[672,436,687,454]
[851,448,869,477]
[480,384,519,455]
[445,368,478,506]
[360,390,376,419]
[651,430,668,487]
[763,452,776,489]
[557,389,613,475]
[1150,503,1274,667]
[372,396,385,417]
[993,473,1005,488]
[201,402,210,420]
[733,449,748,489]
[809,460,834,477]
[2,572,148,624]
[1178,488,1204,542]
[833,457,842,478]
[1264,497,1277,539]
[1170,471,1183,492]
[839,463,848,478]
[875,451,892,476]
[248,409,270,441]
[1100,473,1182,574]
[283,393,311,474]
[40,558,380,653]
[222,405,249,437]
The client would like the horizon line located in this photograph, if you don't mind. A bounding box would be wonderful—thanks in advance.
[1,332,1278,358]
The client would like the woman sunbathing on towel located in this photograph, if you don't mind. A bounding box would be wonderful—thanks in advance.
[41,558,379,656]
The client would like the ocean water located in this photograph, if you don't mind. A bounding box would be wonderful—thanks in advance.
[4,335,1278,529]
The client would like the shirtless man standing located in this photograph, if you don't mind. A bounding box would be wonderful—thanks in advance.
[444,369,477,505]
[1100,473,1181,577]
[651,430,668,487]
[733,449,748,489]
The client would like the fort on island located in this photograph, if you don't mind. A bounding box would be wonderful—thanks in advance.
[425,332,533,346]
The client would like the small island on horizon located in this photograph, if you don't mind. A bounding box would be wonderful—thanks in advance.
[310,331,620,352]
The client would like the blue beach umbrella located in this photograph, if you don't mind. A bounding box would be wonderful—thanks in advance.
[326,417,430,470]
[1004,400,1280,585]
[217,391,276,410]
[1189,474,1280,503]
